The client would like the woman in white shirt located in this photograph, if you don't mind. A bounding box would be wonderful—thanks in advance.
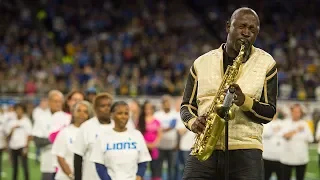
[72,93,114,180]
[6,103,32,180]
[280,104,313,180]
[316,120,320,174]
[90,101,152,180]
[262,112,284,180]
[49,90,84,143]
[52,101,94,180]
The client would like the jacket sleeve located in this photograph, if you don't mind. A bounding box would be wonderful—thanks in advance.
[74,154,83,180]
[180,65,198,130]
[240,64,278,124]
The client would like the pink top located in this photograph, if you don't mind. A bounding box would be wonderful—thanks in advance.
[143,119,161,159]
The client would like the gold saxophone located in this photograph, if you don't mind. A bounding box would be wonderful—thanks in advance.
[191,40,248,161]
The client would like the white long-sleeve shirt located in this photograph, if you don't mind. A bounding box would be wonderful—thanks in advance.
[279,119,313,165]
[316,121,320,154]
[262,119,283,161]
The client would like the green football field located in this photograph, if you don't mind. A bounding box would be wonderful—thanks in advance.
[1,144,319,180]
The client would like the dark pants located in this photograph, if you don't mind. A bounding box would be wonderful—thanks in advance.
[176,150,191,180]
[282,164,307,180]
[159,149,177,180]
[0,149,3,180]
[41,173,55,180]
[11,148,29,180]
[150,159,162,178]
[263,159,281,180]
[183,149,264,180]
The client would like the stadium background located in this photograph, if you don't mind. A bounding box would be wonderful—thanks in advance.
[1,0,320,179]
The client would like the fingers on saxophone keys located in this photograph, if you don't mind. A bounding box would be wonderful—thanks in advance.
[232,94,238,103]
[197,117,206,133]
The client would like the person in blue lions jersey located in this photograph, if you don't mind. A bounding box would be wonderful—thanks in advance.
[90,101,152,180]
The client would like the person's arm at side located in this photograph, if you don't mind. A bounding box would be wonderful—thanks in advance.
[58,156,74,179]
[95,163,111,180]
[234,63,278,124]
[33,136,51,148]
[74,154,83,180]
[52,130,74,179]
[31,116,51,148]
[72,126,87,180]
[90,139,112,180]
[137,131,152,179]
[136,162,147,180]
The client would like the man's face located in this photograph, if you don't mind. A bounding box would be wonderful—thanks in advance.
[226,12,260,53]
[95,98,112,118]
[49,94,63,112]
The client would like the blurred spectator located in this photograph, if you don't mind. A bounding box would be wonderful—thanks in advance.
[85,87,97,103]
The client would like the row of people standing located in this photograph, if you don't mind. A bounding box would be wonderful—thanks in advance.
[263,104,314,180]
[31,90,194,180]
[0,88,195,180]
[33,90,146,180]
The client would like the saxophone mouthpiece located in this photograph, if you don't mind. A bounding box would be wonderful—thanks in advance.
[239,39,250,48]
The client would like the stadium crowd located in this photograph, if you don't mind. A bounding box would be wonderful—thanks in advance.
[0,0,213,97]
[1,0,320,100]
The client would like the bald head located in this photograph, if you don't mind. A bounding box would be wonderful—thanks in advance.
[226,7,260,58]
[230,7,260,27]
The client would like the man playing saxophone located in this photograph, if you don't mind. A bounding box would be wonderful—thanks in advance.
[180,7,278,180]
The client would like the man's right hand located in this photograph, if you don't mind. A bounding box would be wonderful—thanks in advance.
[191,116,207,134]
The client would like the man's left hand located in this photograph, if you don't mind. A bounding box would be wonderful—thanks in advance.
[136,176,142,180]
[230,83,245,106]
